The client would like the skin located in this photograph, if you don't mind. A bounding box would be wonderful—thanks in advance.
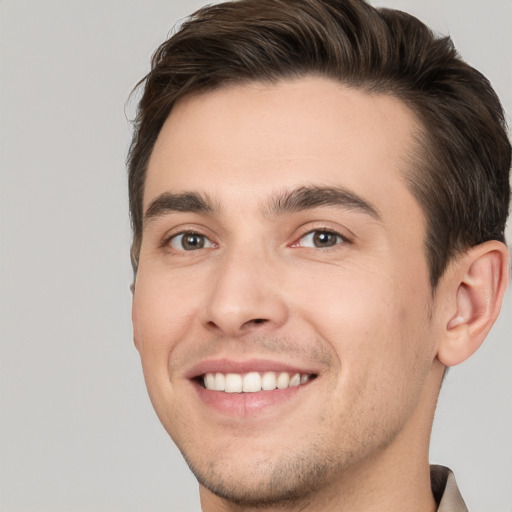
[132,77,508,511]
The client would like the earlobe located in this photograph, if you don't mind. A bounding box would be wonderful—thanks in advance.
[437,241,509,367]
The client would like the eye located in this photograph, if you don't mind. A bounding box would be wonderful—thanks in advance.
[168,232,215,251]
[295,230,345,248]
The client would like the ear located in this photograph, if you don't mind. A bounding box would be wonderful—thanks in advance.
[437,241,509,367]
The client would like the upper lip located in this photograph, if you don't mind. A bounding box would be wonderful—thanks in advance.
[185,358,319,380]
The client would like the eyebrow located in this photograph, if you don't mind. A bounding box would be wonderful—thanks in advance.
[143,185,381,225]
[265,186,381,220]
[144,191,217,225]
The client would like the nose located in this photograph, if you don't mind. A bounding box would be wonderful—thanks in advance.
[202,247,288,337]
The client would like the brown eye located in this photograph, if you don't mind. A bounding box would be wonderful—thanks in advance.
[298,230,344,248]
[169,233,214,251]
[312,231,338,247]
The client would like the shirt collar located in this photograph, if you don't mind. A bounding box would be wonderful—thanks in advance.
[431,465,468,512]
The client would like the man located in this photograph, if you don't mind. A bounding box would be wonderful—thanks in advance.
[127,0,511,510]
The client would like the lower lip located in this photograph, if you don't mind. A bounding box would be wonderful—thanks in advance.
[192,381,311,416]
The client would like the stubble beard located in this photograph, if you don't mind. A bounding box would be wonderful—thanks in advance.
[187,443,343,508]
[180,425,387,510]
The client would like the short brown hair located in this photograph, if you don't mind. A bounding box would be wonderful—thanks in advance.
[127,0,511,287]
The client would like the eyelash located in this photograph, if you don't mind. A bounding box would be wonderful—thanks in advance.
[164,231,216,252]
[163,227,350,253]
[292,228,350,249]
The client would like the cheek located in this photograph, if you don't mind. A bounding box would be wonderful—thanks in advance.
[131,274,201,434]
[289,262,433,397]
[132,270,199,380]
[290,262,396,352]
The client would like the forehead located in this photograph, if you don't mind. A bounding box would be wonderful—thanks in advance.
[144,76,422,224]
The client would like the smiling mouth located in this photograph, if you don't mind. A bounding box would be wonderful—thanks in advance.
[198,371,317,393]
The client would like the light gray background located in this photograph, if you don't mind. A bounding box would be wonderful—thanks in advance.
[0,1,510,511]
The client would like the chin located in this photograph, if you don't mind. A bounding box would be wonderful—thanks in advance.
[182,437,351,508]
[194,458,327,507]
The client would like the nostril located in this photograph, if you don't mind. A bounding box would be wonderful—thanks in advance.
[205,318,268,333]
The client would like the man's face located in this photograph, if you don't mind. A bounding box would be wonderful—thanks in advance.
[133,77,444,505]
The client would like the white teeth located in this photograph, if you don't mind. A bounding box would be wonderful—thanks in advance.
[203,371,314,393]
[289,373,301,387]
[214,373,225,391]
[261,371,277,391]
[276,372,290,389]
[204,373,216,390]
[242,372,262,392]
[225,373,243,393]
